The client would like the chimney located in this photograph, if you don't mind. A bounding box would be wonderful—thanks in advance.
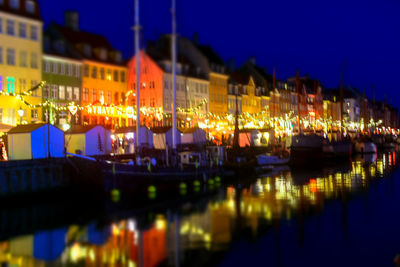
[249,56,256,65]
[193,33,199,45]
[65,11,79,31]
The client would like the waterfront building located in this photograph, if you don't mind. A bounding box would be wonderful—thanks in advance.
[0,0,43,125]
[42,30,82,129]
[47,12,128,129]
[129,35,210,129]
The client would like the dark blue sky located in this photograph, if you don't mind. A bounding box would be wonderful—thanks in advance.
[38,0,400,106]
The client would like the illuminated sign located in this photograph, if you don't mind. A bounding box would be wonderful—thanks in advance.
[86,105,135,118]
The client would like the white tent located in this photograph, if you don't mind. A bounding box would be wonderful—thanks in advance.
[65,125,111,156]
[151,127,181,150]
[179,127,207,144]
[7,123,65,160]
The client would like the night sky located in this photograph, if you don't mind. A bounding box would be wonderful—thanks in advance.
[38,0,400,106]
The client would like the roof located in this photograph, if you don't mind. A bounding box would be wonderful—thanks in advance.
[0,0,41,21]
[49,23,124,65]
[229,71,250,85]
[196,45,225,69]
[8,123,47,134]
[178,127,204,134]
[66,125,98,134]
[150,126,172,134]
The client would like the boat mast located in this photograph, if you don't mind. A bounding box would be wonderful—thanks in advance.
[296,71,301,134]
[171,0,177,150]
[134,0,141,151]
[339,69,344,138]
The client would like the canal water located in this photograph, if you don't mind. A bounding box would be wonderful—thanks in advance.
[0,152,399,266]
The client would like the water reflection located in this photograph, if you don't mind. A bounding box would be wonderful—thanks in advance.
[0,152,398,266]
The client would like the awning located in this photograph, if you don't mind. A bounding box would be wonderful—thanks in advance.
[0,123,13,133]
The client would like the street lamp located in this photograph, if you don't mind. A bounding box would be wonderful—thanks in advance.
[17,107,24,124]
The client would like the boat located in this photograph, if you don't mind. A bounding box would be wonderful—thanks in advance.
[331,140,353,159]
[257,154,289,166]
[354,140,377,154]
[290,134,324,165]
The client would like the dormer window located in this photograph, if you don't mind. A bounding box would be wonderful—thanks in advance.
[10,0,19,9]
[83,44,91,57]
[54,40,65,54]
[114,51,121,63]
[100,48,107,61]
[26,0,35,13]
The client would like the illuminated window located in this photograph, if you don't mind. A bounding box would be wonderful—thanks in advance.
[26,0,35,13]
[10,0,19,9]
[6,77,15,93]
[66,86,72,100]
[43,84,49,98]
[59,86,65,100]
[107,91,111,104]
[31,109,38,119]
[83,88,89,102]
[73,87,79,101]
[30,25,38,41]
[99,90,104,103]
[7,48,15,65]
[92,89,97,102]
[7,20,15,36]
[107,69,112,80]
[51,84,58,99]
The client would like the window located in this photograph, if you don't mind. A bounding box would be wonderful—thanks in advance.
[19,23,26,38]
[107,69,112,80]
[0,108,2,123]
[91,66,97,78]
[73,87,79,101]
[67,64,72,76]
[84,65,89,77]
[60,63,65,75]
[0,47,3,64]
[6,77,15,93]
[51,84,58,99]
[52,62,58,74]
[113,70,119,82]
[19,51,27,67]
[0,18,2,33]
[43,84,49,98]
[59,86,65,100]
[107,91,111,104]
[0,76,2,91]
[92,89,97,102]
[10,0,19,9]
[99,90,104,103]
[44,60,50,72]
[19,78,26,92]
[114,92,119,104]
[7,20,14,36]
[83,88,89,102]
[100,68,105,80]
[66,86,72,100]
[31,109,38,119]
[75,65,81,78]
[26,0,35,13]
[7,48,15,65]
[30,25,38,41]
[30,52,38,68]
[120,71,125,82]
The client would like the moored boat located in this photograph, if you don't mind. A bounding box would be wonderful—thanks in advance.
[290,134,324,165]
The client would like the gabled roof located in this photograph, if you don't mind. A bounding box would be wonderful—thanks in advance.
[66,125,98,134]
[49,23,123,65]
[0,0,41,21]
[8,123,47,134]
[150,126,172,134]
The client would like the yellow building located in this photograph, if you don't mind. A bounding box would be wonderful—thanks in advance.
[0,0,43,125]
[48,13,128,128]
[241,76,261,114]
[209,72,228,115]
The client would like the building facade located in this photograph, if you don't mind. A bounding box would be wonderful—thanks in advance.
[0,0,42,125]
